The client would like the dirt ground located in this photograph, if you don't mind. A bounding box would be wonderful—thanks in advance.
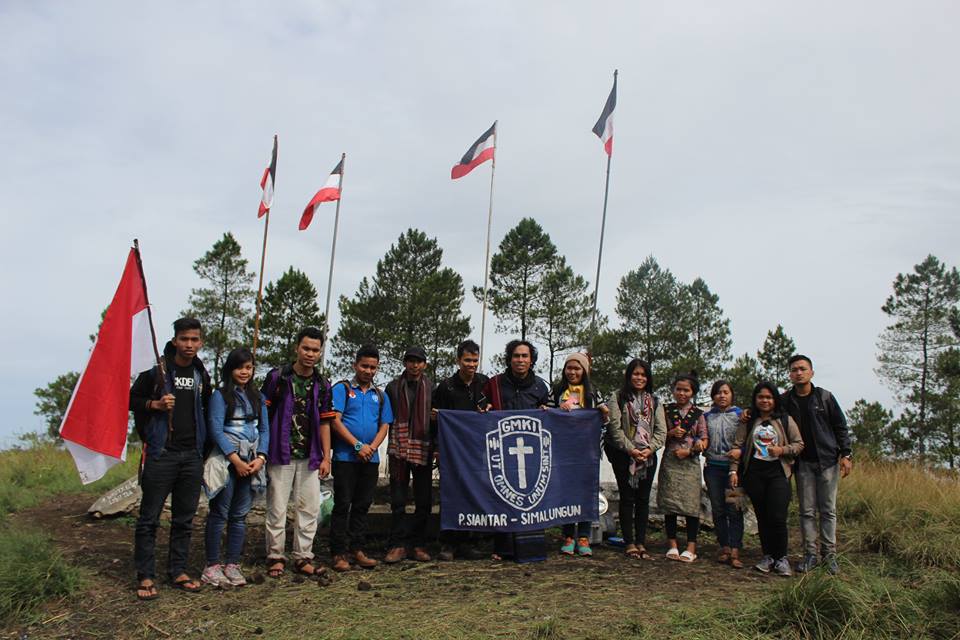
[5,495,777,640]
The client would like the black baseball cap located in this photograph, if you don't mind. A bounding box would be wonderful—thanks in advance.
[403,346,427,362]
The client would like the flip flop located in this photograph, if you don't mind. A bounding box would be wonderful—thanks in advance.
[293,559,325,578]
[637,547,653,560]
[267,558,286,578]
[171,575,202,593]
[625,545,642,559]
[136,579,158,601]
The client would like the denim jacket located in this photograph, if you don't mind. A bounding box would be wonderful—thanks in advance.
[207,388,270,458]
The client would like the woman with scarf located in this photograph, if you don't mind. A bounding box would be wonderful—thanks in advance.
[703,380,744,568]
[202,347,270,588]
[657,372,708,563]
[604,359,666,560]
[551,352,609,556]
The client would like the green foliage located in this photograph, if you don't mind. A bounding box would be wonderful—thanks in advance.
[682,277,732,384]
[475,217,558,342]
[876,254,960,458]
[587,327,631,398]
[722,352,761,409]
[757,324,797,391]
[929,348,960,469]
[532,257,592,381]
[32,371,80,440]
[183,232,256,385]
[332,229,470,380]
[255,267,324,370]
[847,399,895,459]
[0,526,81,625]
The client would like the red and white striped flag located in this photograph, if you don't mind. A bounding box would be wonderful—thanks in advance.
[592,73,617,156]
[451,122,496,179]
[60,248,158,484]
[299,158,343,230]
[258,135,278,218]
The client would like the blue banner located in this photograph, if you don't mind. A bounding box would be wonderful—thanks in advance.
[438,408,601,532]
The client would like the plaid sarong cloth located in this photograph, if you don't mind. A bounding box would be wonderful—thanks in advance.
[388,373,432,475]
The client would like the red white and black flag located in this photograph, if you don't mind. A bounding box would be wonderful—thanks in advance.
[299,157,343,230]
[592,72,617,156]
[451,121,496,179]
[61,247,158,484]
[258,135,278,218]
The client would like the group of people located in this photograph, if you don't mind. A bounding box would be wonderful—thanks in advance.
[129,317,852,601]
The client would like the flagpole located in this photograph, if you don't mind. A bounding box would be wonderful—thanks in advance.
[319,152,346,370]
[132,238,171,442]
[590,70,616,340]
[479,123,497,372]
[252,135,277,359]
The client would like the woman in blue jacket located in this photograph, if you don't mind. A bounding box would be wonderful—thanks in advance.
[202,348,269,588]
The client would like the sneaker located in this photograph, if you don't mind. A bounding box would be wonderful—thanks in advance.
[774,557,793,577]
[222,563,247,586]
[797,553,819,573]
[754,555,775,573]
[825,554,840,575]
[201,564,230,588]
[560,537,576,555]
[576,537,593,557]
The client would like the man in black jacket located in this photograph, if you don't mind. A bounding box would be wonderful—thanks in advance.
[482,339,549,411]
[129,317,211,599]
[782,355,852,575]
[432,339,489,560]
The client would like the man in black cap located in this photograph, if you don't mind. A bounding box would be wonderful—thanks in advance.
[383,346,435,563]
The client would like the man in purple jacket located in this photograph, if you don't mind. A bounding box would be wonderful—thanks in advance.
[261,327,335,578]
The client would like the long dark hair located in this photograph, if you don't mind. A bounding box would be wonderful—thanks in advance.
[552,364,595,408]
[749,380,784,422]
[617,358,653,407]
[221,347,261,420]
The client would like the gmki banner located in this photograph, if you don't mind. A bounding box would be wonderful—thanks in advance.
[438,409,602,532]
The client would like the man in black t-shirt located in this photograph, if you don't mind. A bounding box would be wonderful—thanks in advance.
[129,318,211,599]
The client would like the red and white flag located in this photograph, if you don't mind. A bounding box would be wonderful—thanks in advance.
[299,158,343,230]
[60,248,157,484]
[592,72,617,156]
[451,122,496,179]
[258,135,278,218]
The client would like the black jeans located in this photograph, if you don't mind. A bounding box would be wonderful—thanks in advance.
[330,460,380,556]
[664,514,700,543]
[743,458,791,559]
[134,448,203,580]
[387,457,433,549]
[607,446,655,546]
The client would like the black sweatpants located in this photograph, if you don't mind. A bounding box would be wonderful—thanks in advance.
[606,445,656,546]
[330,460,380,556]
[743,458,791,560]
[387,456,433,549]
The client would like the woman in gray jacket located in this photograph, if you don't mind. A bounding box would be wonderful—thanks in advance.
[605,359,666,560]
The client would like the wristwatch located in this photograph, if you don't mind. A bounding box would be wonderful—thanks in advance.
[354,441,364,453]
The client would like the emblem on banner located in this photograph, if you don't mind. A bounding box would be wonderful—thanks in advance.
[486,415,552,511]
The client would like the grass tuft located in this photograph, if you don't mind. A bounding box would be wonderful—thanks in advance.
[0,526,81,625]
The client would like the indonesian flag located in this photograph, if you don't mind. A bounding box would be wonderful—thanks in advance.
[592,72,617,156]
[60,248,157,484]
[451,121,496,179]
[299,158,343,231]
[258,135,278,218]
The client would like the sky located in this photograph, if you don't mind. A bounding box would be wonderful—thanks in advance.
[1,1,958,447]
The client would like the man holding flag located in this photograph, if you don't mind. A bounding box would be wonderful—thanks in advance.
[129,318,212,599]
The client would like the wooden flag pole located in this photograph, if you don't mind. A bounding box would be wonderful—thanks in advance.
[132,238,172,443]
[479,123,497,372]
[319,152,346,370]
[590,71,616,339]
[252,135,277,359]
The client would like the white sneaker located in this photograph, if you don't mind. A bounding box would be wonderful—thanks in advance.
[774,557,793,577]
[223,563,247,586]
[201,563,231,588]
[754,555,775,573]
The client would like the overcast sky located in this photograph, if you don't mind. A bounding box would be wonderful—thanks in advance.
[1,1,958,447]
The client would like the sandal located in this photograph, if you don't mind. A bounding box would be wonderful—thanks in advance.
[136,579,159,601]
[637,547,653,560]
[625,545,641,559]
[267,558,286,578]
[665,547,680,561]
[678,550,697,563]
[293,558,325,578]
[171,574,202,593]
[729,557,744,569]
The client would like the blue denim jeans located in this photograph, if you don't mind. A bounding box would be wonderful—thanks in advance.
[704,464,743,549]
[205,466,253,565]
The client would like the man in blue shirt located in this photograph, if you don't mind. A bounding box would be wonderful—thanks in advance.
[330,344,394,572]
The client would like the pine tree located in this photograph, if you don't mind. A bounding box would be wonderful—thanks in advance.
[332,229,470,381]
[256,267,324,370]
[183,232,256,385]
[681,278,732,383]
[33,372,81,440]
[846,399,895,460]
[531,257,593,381]
[757,325,797,392]
[875,255,960,457]
[474,218,557,341]
[615,256,689,391]
[722,353,762,410]
[588,326,632,399]
[929,348,960,469]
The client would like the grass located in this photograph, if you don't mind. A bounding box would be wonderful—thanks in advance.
[838,459,960,568]
[0,526,81,626]
[0,443,140,519]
